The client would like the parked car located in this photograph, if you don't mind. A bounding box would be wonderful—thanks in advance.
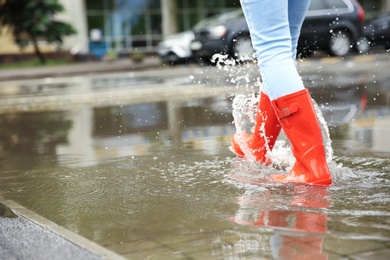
[364,12,390,50]
[157,11,242,65]
[190,9,251,63]
[190,0,367,63]
[157,30,195,65]
[157,11,244,65]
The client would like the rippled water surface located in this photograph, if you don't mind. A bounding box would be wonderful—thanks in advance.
[1,62,390,259]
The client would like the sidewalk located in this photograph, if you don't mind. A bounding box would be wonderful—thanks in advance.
[1,51,388,82]
[0,200,126,260]
[0,56,162,81]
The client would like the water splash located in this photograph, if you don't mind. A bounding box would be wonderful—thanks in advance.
[232,94,257,134]
[312,99,333,163]
[231,93,353,182]
[211,53,260,92]
[211,53,236,67]
[211,53,354,184]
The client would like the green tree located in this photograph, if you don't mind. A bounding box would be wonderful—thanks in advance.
[0,0,76,64]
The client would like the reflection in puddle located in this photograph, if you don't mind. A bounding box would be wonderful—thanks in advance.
[351,108,390,152]
[0,111,72,156]
[53,98,233,167]
[231,185,330,259]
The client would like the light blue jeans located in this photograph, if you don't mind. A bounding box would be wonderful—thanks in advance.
[240,0,311,100]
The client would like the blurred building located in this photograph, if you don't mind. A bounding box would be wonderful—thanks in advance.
[0,0,389,60]
[0,0,87,61]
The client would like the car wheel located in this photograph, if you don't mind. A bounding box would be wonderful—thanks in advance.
[232,35,255,62]
[165,52,180,64]
[328,29,352,56]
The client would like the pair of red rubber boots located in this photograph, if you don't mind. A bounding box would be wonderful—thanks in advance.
[231,89,332,186]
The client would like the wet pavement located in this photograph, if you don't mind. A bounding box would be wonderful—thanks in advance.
[0,56,163,81]
[0,52,390,259]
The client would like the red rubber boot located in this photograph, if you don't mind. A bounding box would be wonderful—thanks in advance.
[271,89,332,186]
[231,92,281,165]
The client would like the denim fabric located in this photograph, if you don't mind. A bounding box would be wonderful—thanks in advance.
[240,0,311,100]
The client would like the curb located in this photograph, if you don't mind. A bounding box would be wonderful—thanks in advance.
[0,199,126,260]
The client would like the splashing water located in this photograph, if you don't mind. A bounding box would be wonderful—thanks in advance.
[232,94,257,134]
[231,93,291,169]
[231,93,347,175]
[211,53,261,92]
[209,52,352,182]
[312,99,355,182]
[211,53,237,67]
[312,99,333,163]
[231,93,260,163]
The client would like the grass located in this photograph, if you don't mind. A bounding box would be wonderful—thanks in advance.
[0,59,73,70]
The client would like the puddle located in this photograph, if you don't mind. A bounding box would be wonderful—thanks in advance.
[0,65,390,258]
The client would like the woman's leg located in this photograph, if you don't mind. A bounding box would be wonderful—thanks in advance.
[240,0,304,100]
[239,0,332,185]
[232,0,292,163]
[288,0,311,59]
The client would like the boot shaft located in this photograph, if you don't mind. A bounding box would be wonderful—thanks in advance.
[271,89,332,186]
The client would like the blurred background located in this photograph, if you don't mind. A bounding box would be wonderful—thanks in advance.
[0,0,389,66]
